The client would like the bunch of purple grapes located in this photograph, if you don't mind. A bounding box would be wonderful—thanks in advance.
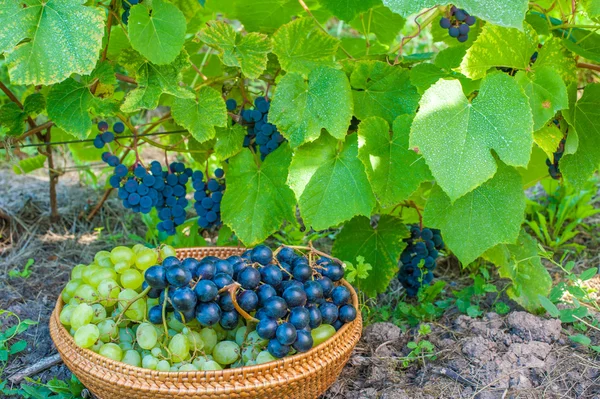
[192,168,225,229]
[439,6,476,43]
[94,121,125,149]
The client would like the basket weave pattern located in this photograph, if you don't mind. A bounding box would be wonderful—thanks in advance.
[50,247,362,399]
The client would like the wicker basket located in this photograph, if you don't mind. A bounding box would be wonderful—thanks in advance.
[50,247,362,399]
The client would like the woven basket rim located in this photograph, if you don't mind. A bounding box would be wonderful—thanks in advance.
[52,246,361,379]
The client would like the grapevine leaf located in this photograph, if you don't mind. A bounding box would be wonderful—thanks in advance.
[424,162,526,265]
[199,21,271,79]
[289,134,376,231]
[23,93,46,116]
[434,45,468,70]
[332,215,409,296]
[120,49,194,113]
[47,78,118,139]
[534,124,563,160]
[350,61,420,124]
[582,0,600,18]
[0,103,25,136]
[519,145,550,188]
[0,0,105,85]
[357,115,432,207]
[233,0,304,33]
[221,146,296,245]
[87,61,117,85]
[381,0,529,29]
[515,66,568,131]
[128,0,187,65]
[535,37,578,84]
[459,24,538,80]
[171,87,227,143]
[410,73,533,202]
[561,28,600,63]
[272,18,340,76]
[560,84,600,189]
[319,0,379,21]
[349,5,406,45]
[12,154,46,175]
[188,138,215,164]
[270,66,353,148]
[214,124,247,161]
[483,230,552,312]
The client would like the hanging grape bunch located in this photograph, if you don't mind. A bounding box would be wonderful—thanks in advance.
[227,97,286,160]
[94,121,125,149]
[156,162,192,235]
[121,0,140,25]
[546,119,566,180]
[193,168,225,229]
[439,6,476,43]
[397,225,444,297]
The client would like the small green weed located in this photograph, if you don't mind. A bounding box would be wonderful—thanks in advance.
[8,259,34,279]
[401,324,436,367]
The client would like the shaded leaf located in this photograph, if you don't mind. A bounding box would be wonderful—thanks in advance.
[171,86,227,143]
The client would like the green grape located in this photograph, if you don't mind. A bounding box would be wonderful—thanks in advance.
[199,328,218,354]
[94,250,112,265]
[67,298,79,306]
[91,304,107,323]
[63,279,83,302]
[242,345,260,363]
[311,324,336,346]
[118,289,146,321]
[151,347,162,357]
[135,248,158,271]
[71,303,94,330]
[119,327,135,343]
[59,305,75,326]
[168,334,190,363]
[247,331,268,347]
[147,297,159,308]
[74,324,100,348]
[142,354,159,370]
[98,320,118,342]
[212,341,240,365]
[136,323,158,350]
[91,340,103,352]
[120,269,143,290]
[71,264,87,280]
[201,360,223,371]
[88,267,118,288]
[82,265,101,285]
[170,365,179,372]
[226,325,238,341]
[168,328,178,337]
[212,324,227,341]
[255,350,277,365]
[179,363,198,371]
[235,326,247,346]
[99,343,123,361]
[167,314,185,332]
[245,359,256,366]
[122,349,142,367]
[132,244,146,254]
[97,279,120,307]
[114,261,131,274]
[119,342,133,351]
[186,330,204,352]
[156,360,170,371]
[192,357,208,369]
[111,246,136,267]
[159,245,176,260]
[74,284,99,303]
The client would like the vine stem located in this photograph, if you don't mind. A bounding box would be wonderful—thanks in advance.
[115,287,152,326]
[577,62,600,72]
[86,148,131,221]
[297,0,354,59]
[392,6,441,64]
[115,73,137,85]
[91,0,117,94]
[162,286,169,340]
[0,81,37,129]
[283,244,344,265]
[44,127,60,222]
[218,282,259,323]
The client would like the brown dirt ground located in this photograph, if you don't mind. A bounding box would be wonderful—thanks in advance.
[0,169,599,399]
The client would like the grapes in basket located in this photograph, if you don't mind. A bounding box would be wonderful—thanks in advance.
[59,244,357,371]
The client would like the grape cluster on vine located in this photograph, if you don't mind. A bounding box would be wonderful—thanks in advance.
[227,97,286,160]
[439,6,476,43]
[121,0,140,25]
[192,168,225,229]
[94,121,124,149]
[397,225,444,297]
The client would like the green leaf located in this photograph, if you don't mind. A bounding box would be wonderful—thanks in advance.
[410,73,533,201]
[272,18,339,76]
[424,162,525,265]
[350,61,419,124]
[13,154,47,175]
[560,84,600,189]
[357,115,432,207]
[289,134,376,230]
[409,63,449,94]
[120,49,194,113]
[221,146,296,245]
[188,138,215,164]
[214,124,247,161]
[381,0,529,29]
[349,5,406,45]
[434,45,468,70]
[0,0,105,85]
[561,28,600,64]
[128,0,187,65]
[535,37,578,84]
[199,21,271,79]
[171,86,227,143]
[569,334,591,346]
[515,66,568,131]
[0,103,25,136]
[459,24,538,80]
[8,340,27,355]
[483,231,552,312]
[23,93,45,115]
[232,0,303,33]
[534,124,564,160]
[270,66,353,148]
[47,78,118,139]
[579,267,598,281]
[319,0,379,21]
[583,0,600,17]
[332,215,409,296]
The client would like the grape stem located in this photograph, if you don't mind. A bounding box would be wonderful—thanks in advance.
[391,6,441,64]
[115,286,151,325]
[283,244,344,266]
[218,283,259,323]
[162,286,170,340]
